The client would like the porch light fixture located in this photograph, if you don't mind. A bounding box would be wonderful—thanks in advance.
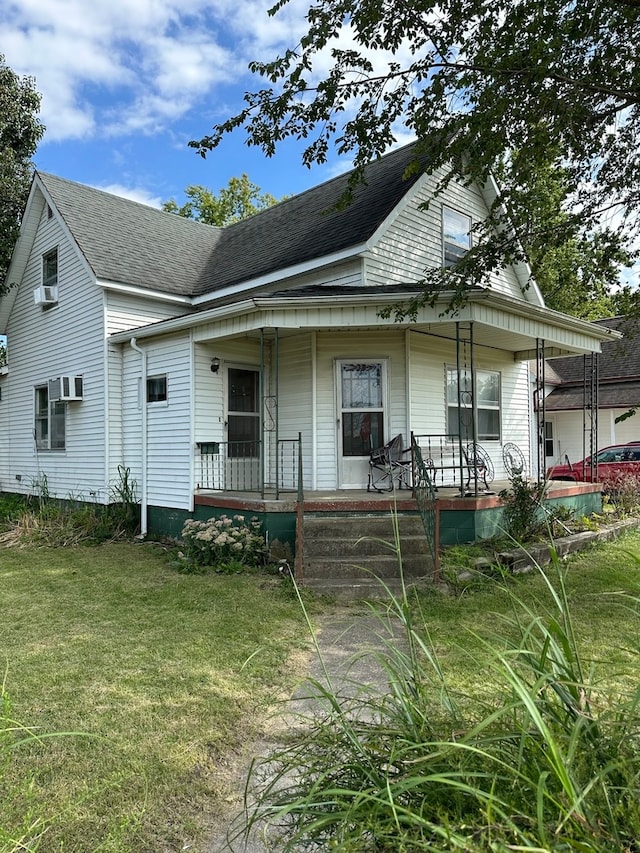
[210,357,221,374]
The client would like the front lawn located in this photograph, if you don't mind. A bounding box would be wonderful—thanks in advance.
[0,543,308,852]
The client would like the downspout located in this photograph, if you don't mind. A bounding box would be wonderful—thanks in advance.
[129,338,148,537]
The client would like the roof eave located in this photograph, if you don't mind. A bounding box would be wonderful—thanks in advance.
[191,242,369,306]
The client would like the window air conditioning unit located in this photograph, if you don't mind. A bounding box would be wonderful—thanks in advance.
[49,375,83,401]
[33,285,58,305]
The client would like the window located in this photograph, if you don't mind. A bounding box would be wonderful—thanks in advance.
[43,248,58,287]
[341,362,384,456]
[35,385,66,450]
[442,206,472,268]
[146,375,167,402]
[544,421,554,457]
[446,367,501,442]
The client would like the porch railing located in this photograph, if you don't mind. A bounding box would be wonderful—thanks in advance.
[196,437,301,498]
[411,434,440,580]
[412,434,467,492]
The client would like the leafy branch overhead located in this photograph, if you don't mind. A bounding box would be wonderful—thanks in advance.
[0,54,44,293]
[192,0,639,317]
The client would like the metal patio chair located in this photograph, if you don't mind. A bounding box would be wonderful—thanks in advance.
[367,433,412,492]
[463,442,495,494]
[502,441,527,479]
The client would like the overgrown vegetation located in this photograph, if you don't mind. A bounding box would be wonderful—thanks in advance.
[0,543,307,852]
[0,466,140,545]
[499,473,583,542]
[239,533,640,852]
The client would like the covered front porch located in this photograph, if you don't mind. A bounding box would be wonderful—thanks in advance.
[186,288,615,502]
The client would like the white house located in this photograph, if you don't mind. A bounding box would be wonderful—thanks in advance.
[0,144,615,552]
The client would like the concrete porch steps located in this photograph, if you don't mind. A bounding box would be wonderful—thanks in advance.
[301,513,435,598]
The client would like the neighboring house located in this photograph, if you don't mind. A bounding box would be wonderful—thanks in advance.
[0,144,616,548]
[544,316,640,470]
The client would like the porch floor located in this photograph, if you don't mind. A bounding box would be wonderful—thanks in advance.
[194,479,599,513]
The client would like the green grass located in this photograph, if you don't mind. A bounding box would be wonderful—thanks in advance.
[0,542,309,852]
[242,530,640,851]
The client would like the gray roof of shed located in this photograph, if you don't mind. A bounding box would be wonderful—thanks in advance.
[38,144,426,299]
[545,380,640,410]
[548,316,640,383]
[545,316,640,410]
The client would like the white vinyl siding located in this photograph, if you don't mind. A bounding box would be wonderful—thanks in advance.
[274,333,314,489]
[105,291,193,335]
[121,332,193,509]
[365,168,526,300]
[3,202,108,500]
[408,333,530,480]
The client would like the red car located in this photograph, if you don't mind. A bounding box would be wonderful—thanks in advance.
[546,442,640,485]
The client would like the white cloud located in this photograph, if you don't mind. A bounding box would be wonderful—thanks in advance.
[1,0,289,142]
[95,182,163,208]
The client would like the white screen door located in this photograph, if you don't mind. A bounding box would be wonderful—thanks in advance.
[226,366,260,490]
[337,360,386,488]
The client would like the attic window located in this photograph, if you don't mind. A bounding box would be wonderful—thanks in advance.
[43,248,58,287]
[47,204,53,219]
[443,206,472,268]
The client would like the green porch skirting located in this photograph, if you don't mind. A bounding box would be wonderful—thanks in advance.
[147,503,297,550]
[437,484,602,546]
[147,482,602,550]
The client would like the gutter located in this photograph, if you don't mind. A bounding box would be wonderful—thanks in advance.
[129,338,148,537]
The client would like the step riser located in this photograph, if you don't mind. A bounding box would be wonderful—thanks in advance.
[303,556,431,579]
[305,537,430,557]
[301,512,436,593]
[303,517,424,539]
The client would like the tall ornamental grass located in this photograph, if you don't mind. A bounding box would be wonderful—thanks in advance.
[240,536,640,851]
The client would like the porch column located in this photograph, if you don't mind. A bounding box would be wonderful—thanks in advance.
[535,338,546,483]
[455,321,476,494]
[583,353,599,481]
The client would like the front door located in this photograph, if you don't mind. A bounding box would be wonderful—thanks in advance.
[226,366,261,490]
[337,360,386,488]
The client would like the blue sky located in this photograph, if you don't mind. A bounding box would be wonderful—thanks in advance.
[1,0,413,207]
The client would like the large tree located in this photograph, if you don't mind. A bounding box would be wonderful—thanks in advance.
[192,0,639,316]
[163,174,280,226]
[0,54,44,294]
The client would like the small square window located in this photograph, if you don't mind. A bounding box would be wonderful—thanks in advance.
[443,207,472,268]
[147,376,167,402]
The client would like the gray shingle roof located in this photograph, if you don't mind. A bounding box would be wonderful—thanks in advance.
[545,316,640,409]
[37,172,222,296]
[548,317,640,383]
[545,380,640,410]
[38,143,425,299]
